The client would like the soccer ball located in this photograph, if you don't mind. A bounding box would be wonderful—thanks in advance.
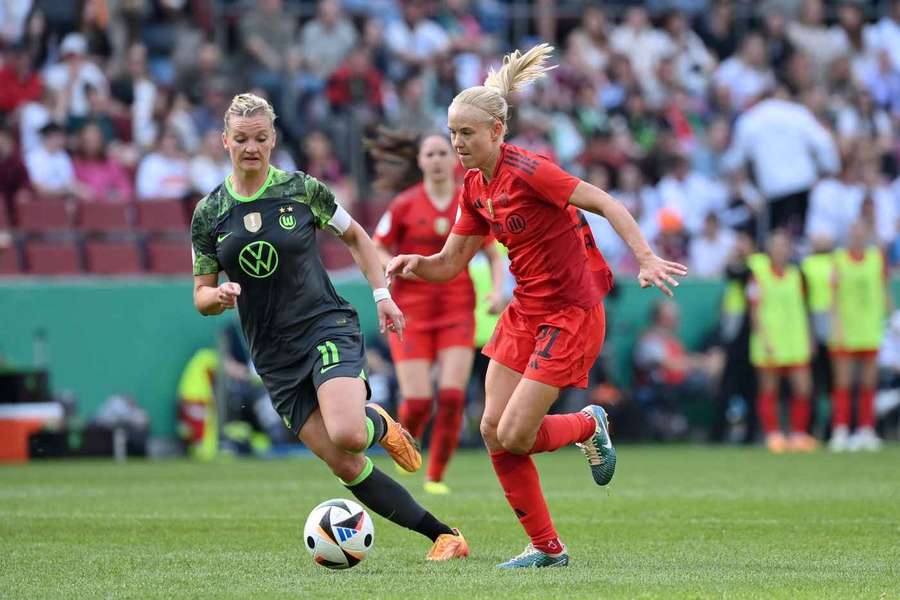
[303,499,374,570]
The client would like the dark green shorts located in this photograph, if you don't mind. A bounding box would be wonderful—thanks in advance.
[260,323,371,437]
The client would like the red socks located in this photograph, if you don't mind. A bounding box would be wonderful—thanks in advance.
[427,389,465,482]
[789,394,811,433]
[398,397,431,440]
[858,387,875,428]
[832,388,850,428]
[490,450,561,554]
[528,412,596,454]
[757,391,778,434]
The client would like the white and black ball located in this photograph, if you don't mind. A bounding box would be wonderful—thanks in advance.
[303,499,374,570]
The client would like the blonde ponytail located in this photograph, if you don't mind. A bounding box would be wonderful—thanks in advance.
[451,43,556,136]
[483,43,556,97]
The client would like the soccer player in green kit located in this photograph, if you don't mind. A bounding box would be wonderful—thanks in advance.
[190,93,468,561]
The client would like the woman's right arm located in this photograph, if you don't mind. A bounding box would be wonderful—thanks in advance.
[387,233,485,284]
[193,273,241,316]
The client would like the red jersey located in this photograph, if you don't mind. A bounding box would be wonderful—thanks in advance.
[452,143,612,315]
[374,182,475,329]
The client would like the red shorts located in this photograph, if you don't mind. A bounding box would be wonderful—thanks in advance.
[830,348,879,360]
[757,364,810,375]
[388,319,475,362]
[483,301,605,389]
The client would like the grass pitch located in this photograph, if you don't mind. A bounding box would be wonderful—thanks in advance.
[1,445,898,599]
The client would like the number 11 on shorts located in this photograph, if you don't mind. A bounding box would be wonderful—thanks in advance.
[318,341,340,373]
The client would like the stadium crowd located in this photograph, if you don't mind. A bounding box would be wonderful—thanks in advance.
[1,0,900,273]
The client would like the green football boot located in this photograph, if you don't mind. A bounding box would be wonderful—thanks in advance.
[496,544,569,569]
[576,405,616,486]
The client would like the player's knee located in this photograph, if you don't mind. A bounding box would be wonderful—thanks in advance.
[497,427,532,455]
[331,428,368,454]
[480,415,500,448]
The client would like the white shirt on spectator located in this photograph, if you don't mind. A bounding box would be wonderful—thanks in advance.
[836,106,892,142]
[610,25,673,84]
[805,178,861,243]
[688,227,735,278]
[385,18,450,62]
[18,100,50,154]
[43,60,108,118]
[656,172,728,235]
[189,155,230,195]
[713,57,774,111]
[870,15,900,71]
[136,153,190,200]
[25,146,75,194]
[723,98,840,199]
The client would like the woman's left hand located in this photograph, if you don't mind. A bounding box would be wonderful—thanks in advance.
[377,298,406,340]
[638,254,688,297]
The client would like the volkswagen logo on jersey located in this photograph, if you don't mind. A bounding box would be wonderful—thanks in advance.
[238,240,279,278]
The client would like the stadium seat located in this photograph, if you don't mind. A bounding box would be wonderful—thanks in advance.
[0,201,10,228]
[24,240,81,274]
[147,239,192,274]
[136,199,188,233]
[79,202,133,233]
[16,200,74,233]
[0,243,22,274]
[84,240,143,274]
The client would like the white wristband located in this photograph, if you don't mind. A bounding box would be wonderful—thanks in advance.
[373,287,391,303]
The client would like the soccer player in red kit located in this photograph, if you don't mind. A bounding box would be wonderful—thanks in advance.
[371,131,506,494]
[387,44,687,568]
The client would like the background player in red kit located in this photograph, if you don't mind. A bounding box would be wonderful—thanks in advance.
[371,130,506,495]
[387,44,687,568]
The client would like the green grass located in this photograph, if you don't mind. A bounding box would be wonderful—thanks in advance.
[1,445,899,599]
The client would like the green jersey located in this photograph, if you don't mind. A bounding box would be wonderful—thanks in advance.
[191,166,358,373]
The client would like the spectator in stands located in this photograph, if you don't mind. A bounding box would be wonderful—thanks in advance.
[190,129,230,196]
[610,6,672,87]
[859,156,897,246]
[657,154,727,236]
[384,0,450,78]
[761,5,795,81]
[24,122,89,200]
[871,0,900,71]
[18,86,59,154]
[696,0,739,60]
[714,32,775,112]
[662,10,715,99]
[135,128,190,201]
[301,130,344,185]
[238,0,296,104]
[0,126,28,211]
[326,48,385,122]
[110,43,159,150]
[387,70,438,133]
[787,0,846,82]
[0,0,31,46]
[723,83,840,235]
[689,213,736,278]
[565,6,611,81]
[634,300,716,440]
[73,121,133,203]
[300,0,358,85]
[42,32,108,120]
[653,207,689,266]
[0,43,43,116]
[836,89,895,170]
[807,154,861,244]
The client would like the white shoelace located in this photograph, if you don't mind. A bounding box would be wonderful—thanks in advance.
[577,440,603,467]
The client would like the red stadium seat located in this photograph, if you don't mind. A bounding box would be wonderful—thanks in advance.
[136,199,188,233]
[16,200,74,232]
[79,202,132,233]
[84,240,143,274]
[147,239,192,274]
[0,201,10,228]
[25,240,81,274]
[0,243,22,274]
